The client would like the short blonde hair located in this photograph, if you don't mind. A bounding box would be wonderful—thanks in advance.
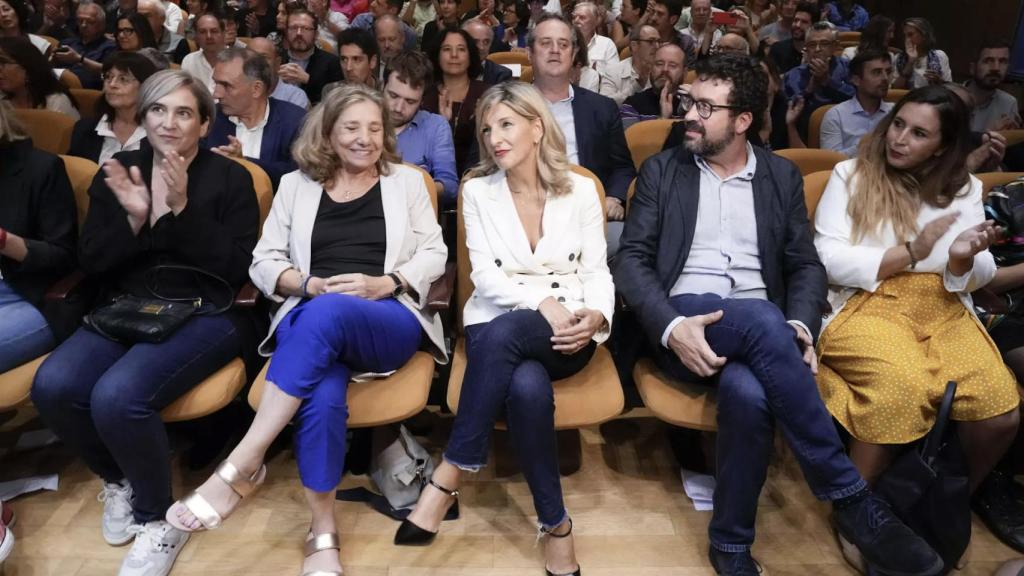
[292,83,401,184]
[0,99,28,144]
[467,82,572,197]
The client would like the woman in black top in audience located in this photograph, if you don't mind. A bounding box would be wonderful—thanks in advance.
[421,0,461,55]
[0,36,79,118]
[0,99,77,374]
[164,83,447,576]
[422,27,487,177]
[69,52,158,164]
[31,69,260,576]
[115,13,158,52]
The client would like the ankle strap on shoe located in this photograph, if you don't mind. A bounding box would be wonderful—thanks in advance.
[428,478,459,498]
[539,518,573,539]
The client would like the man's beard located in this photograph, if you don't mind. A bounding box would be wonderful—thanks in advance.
[682,119,736,157]
[977,72,1004,89]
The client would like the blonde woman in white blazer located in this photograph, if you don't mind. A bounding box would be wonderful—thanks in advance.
[394,83,613,576]
[813,85,1019,493]
[166,85,447,576]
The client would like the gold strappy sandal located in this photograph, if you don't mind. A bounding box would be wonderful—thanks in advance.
[165,460,267,532]
[302,532,343,576]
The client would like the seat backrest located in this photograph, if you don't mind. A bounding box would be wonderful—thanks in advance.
[807,104,835,149]
[838,31,860,44]
[999,130,1024,148]
[619,45,630,60]
[803,169,832,224]
[58,154,100,227]
[977,172,1024,198]
[70,89,103,121]
[231,158,274,230]
[404,162,440,217]
[187,39,198,52]
[884,88,908,103]
[59,69,82,90]
[774,148,847,176]
[17,108,76,154]
[487,51,530,66]
[455,165,606,334]
[520,65,533,83]
[685,69,696,84]
[38,34,59,50]
[625,119,676,170]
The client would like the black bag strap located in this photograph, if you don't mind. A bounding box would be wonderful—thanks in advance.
[921,380,957,465]
[144,265,235,315]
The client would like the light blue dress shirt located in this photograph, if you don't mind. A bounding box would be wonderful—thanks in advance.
[820,97,892,157]
[395,109,459,204]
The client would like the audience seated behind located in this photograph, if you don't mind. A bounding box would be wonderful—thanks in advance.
[782,21,853,141]
[30,69,261,576]
[620,41,687,127]
[180,12,225,92]
[321,27,379,99]
[464,19,514,84]
[817,49,892,156]
[572,1,619,70]
[69,52,158,164]
[280,7,342,104]
[599,24,659,106]
[115,13,159,53]
[50,0,116,90]
[767,0,815,74]
[0,36,80,120]
[891,17,951,90]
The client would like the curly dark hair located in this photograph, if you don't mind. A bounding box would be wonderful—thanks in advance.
[0,36,75,109]
[96,51,159,120]
[692,53,768,136]
[429,27,482,82]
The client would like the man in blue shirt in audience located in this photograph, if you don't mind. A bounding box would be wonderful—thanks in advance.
[783,21,853,140]
[351,0,417,50]
[820,49,892,157]
[383,51,459,206]
[825,0,868,32]
[51,0,115,89]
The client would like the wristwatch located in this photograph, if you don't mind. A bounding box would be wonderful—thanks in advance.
[387,273,405,297]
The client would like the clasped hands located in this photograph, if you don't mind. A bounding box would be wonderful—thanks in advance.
[304,273,398,300]
[538,297,605,355]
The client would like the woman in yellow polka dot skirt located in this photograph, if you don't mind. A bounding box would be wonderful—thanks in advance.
[813,85,1020,492]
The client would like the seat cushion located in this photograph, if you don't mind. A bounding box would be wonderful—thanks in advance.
[247,351,434,428]
[0,355,48,411]
[446,342,624,430]
[633,358,717,431]
[161,358,247,422]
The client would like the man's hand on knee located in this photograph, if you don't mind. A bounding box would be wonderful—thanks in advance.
[790,323,818,375]
[667,311,727,377]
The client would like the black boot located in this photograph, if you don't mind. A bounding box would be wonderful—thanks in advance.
[832,490,943,576]
[393,479,459,546]
[707,547,763,575]
[973,470,1024,553]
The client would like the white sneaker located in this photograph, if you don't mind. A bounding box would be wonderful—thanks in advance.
[98,482,136,545]
[118,521,190,576]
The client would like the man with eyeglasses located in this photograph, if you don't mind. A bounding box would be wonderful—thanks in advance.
[280,6,342,103]
[51,0,115,89]
[620,40,687,126]
[781,20,853,139]
[598,23,659,106]
[615,53,945,576]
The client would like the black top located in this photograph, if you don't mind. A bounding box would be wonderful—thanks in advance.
[769,39,802,74]
[421,80,488,178]
[309,182,387,278]
[0,139,78,312]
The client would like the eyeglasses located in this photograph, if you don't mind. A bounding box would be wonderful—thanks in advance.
[116,27,136,35]
[287,25,315,32]
[804,41,834,51]
[679,93,743,119]
[102,72,137,85]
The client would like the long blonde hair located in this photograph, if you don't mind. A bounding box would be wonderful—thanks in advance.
[848,86,971,243]
[292,84,402,185]
[466,82,573,197]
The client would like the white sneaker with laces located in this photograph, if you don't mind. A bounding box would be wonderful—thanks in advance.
[118,521,190,576]
[98,481,136,545]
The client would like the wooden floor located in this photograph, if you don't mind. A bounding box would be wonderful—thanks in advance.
[0,410,1019,576]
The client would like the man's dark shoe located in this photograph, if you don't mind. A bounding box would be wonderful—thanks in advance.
[973,470,1024,553]
[708,547,763,575]
[833,491,943,576]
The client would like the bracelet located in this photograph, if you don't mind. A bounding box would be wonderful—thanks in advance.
[0,227,7,250]
[301,274,313,297]
[905,241,918,269]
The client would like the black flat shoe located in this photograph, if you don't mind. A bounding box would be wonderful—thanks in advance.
[543,518,581,576]
[393,479,459,546]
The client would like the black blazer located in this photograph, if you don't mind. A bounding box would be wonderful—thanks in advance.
[292,49,343,104]
[613,145,828,347]
[0,139,78,314]
[570,86,636,203]
[481,59,513,85]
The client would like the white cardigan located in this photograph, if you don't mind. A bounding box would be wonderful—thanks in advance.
[249,164,448,362]
[462,170,615,342]
[813,159,995,330]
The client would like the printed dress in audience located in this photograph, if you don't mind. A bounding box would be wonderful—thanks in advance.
[166,84,447,576]
[396,82,614,576]
[892,17,951,90]
[0,100,78,373]
[814,86,1019,497]
[0,37,80,119]
[32,70,260,576]
[69,52,158,164]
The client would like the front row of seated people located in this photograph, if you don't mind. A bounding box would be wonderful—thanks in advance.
[0,51,1017,576]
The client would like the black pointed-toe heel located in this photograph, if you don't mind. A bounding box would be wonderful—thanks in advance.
[543,518,581,576]
[393,479,459,546]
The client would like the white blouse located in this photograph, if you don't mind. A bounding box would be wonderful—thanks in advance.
[95,114,147,164]
[813,159,995,330]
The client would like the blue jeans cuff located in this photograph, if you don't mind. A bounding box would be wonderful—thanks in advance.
[442,453,485,473]
[818,478,868,502]
[538,510,570,533]
[710,541,751,553]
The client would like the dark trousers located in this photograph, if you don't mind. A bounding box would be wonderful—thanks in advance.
[31,316,240,523]
[444,310,595,529]
[653,294,865,552]
[266,294,422,492]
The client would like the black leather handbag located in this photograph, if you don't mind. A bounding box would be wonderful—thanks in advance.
[873,381,970,574]
[84,265,234,344]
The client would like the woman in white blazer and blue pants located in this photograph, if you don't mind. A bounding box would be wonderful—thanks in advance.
[395,83,614,576]
[165,85,447,576]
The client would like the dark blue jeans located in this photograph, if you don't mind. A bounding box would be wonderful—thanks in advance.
[31,315,240,523]
[266,294,422,493]
[654,294,865,553]
[444,310,595,530]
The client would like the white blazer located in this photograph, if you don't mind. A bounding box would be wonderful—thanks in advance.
[250,164,448,362]
[813,159,995,330]
[462,170,615,342]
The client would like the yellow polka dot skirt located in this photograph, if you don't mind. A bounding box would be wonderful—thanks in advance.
[816,272,1020,444]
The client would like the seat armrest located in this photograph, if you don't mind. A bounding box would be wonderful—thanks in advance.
[233,282,260,308]
[427,262,455,312]
[44,269,87,302]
